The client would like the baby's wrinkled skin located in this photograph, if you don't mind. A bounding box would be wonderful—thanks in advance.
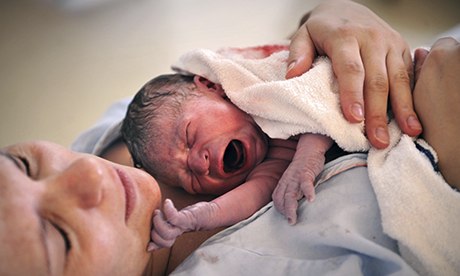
[148,76,332,250]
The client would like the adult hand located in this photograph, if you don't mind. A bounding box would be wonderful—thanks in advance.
[413,37,460,189]
[287,0,422,149]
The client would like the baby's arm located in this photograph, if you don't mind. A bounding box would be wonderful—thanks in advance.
[149,154,290,251]
[150,134,332,250]
[272,133,333,225]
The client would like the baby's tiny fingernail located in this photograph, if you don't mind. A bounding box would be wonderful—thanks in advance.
[147,242,157,252]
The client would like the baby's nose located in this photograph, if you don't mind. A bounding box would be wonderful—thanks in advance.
[187,149,210,176]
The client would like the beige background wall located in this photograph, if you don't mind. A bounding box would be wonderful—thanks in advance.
[1,0,459,148]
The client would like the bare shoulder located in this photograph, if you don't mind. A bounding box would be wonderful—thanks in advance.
[100,139,133,166]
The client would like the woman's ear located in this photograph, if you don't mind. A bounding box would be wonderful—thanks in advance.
[193,75,225,97]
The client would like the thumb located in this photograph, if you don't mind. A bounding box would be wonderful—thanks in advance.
[162,198,178,220]
[286,25,316,79]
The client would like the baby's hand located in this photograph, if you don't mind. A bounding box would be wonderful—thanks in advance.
[148,199,185,251]
[147,199,219,251]
[272,134,332,225]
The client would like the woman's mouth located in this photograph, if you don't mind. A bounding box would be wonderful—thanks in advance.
[115,167,137,222]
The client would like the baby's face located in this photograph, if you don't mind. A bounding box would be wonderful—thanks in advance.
[156,91,268,195]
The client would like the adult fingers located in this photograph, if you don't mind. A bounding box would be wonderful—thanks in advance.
[329,38,366,124]
[286,24,316,79]
[388,49,422,138]
[360,43,391,149]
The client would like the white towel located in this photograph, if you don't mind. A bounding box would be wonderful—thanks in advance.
[172,44,460,276]
[368,122,460,276]
[173,46,369,152]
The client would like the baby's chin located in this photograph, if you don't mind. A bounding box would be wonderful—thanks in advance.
[255,138,269,164]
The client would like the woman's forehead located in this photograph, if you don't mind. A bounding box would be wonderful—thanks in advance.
[4,141,57,157]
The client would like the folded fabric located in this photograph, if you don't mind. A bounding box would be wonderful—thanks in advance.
[172,44,460,276]
[173,46,368,152]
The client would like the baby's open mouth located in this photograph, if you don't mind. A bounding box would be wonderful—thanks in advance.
[223,139,245,173]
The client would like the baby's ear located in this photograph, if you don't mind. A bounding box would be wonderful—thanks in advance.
[193,75,225,97]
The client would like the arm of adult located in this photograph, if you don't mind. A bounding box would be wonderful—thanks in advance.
[287,0,422,149]
[413,37,460,190]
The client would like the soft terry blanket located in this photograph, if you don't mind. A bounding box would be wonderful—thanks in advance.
[172,44,460,276]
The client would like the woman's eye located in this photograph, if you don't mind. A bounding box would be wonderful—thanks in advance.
[52,223,72,254]
[17,156,31,176]
[186,123,191,148]
[5,153,31,176]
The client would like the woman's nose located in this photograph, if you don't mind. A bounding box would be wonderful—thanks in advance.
[187,149,210,176]
[55,157,104,209]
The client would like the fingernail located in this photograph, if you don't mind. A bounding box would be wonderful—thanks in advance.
[287,60,297,72]
[351,103,364,121]
[147,242,157,252]
[375,127,389,145]
[407,115,422,131]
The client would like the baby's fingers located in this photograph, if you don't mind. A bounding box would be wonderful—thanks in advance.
[283,179,304,225]
[163,198,197,230]
[284,194,299,225]
[153,209,183,238]
[163,199,178,216]
[284,176,316,225]
[272,179,288,215]
[148,232,174,251]
[273,172,303,225]
[147,241,161,252]
[162,199,183,225]
[300,180,316,203]
[149,209,183,251]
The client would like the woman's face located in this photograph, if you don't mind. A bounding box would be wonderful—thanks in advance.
[0,141,161,275]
